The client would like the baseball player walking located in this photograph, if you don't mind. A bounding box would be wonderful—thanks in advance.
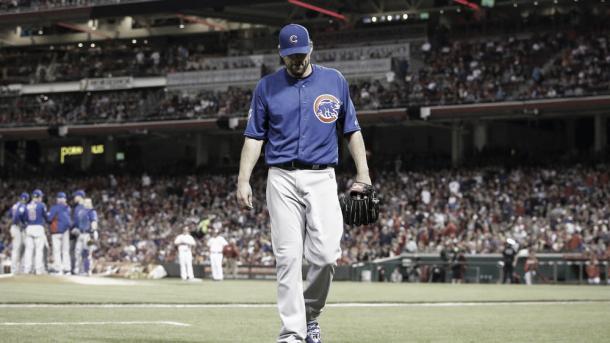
[236,24,372,343]
[72,191,98,275]
[174,226,196,281]
[21,189,48,275]
[8,192,29,274]
[47,192,72,275]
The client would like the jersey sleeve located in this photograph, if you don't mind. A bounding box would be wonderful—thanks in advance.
[338,73,361,135]
[243,80,268,140]
[89,210,98,222]
[47,206,56,222]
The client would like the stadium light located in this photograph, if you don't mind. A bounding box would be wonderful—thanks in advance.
[37,29,43,35]
[402,13,408,20]
[78,43,83,47]
[372,16,377,22]
[132,39,137,44]
[90,43,95,48]
[387,15,392,21]
[179,23,185,29]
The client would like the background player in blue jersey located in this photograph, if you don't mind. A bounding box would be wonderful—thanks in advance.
[21,189,48,275]
[237,24,372,343]
[72,191,98,275]
[47,192,72,275]
[8,192,29,274]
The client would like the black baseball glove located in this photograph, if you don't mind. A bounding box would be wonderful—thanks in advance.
[339,182,380,226]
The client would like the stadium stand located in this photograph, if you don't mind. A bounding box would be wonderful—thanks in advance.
[1,29,608,126]
[2,164,609,267]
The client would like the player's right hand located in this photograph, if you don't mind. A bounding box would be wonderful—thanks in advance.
[236,181,253,209]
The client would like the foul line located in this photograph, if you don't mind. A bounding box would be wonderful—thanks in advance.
[1,300,609,309]
[0,321,190,327]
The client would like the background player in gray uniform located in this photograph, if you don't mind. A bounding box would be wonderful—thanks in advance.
[237,24,371,343]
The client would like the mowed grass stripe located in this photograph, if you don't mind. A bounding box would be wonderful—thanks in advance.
[1,276,610,304]
[2,300,610,308]
[0,305,609,342]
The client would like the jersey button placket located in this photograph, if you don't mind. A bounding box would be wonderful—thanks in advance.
[299,85,307,159]
[298,85,304,160]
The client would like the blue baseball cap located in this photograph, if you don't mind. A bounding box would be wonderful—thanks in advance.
[73,190,86,198]
[32,189,44,197]
[19,192,30,201]
[57,192,67,199]
[278,24,312,58]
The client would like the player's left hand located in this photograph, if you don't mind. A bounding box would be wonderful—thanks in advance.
[93,230,99,241]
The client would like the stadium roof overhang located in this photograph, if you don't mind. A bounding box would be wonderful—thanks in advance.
[421,96,610,122]
[2,96,610,140]
[0,108,409,140]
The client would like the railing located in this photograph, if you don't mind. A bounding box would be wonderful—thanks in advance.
[357,254,610,284]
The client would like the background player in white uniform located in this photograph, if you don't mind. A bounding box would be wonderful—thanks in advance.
[237,24,371,343]
[22,189,48,275]
[207,230,228,281]
[8,192,29,274]
[174,226,196,281]
[47,192,72,275]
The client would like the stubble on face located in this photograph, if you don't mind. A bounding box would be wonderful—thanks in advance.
[283,53,310,78]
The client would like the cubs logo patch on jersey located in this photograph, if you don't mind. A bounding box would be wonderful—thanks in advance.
[313,94,340,124]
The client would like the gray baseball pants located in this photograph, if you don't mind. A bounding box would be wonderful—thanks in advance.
[266,167,343,343]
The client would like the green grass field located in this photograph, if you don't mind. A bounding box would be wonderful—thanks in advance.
[1,276,609,342]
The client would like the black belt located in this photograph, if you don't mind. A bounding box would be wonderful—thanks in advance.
[271,161,334,171]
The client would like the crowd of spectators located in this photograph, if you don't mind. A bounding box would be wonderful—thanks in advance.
[358,30,610,108]
[1,165,609,271]
[1,29,608,127]
[0,39,408,85]
[0,0,122,12]
[0,86,254,125]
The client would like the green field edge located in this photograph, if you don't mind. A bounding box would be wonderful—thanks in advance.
[3,299,610,305]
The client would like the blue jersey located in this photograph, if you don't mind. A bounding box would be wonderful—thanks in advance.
[47,204,72,234]
[73,204,98,233]
[244,64,361,165]
[10,202,26,226]
[21,201,48,226]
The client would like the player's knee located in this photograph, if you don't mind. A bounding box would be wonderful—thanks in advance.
[275,253,302,275]
[307,248,340,266]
